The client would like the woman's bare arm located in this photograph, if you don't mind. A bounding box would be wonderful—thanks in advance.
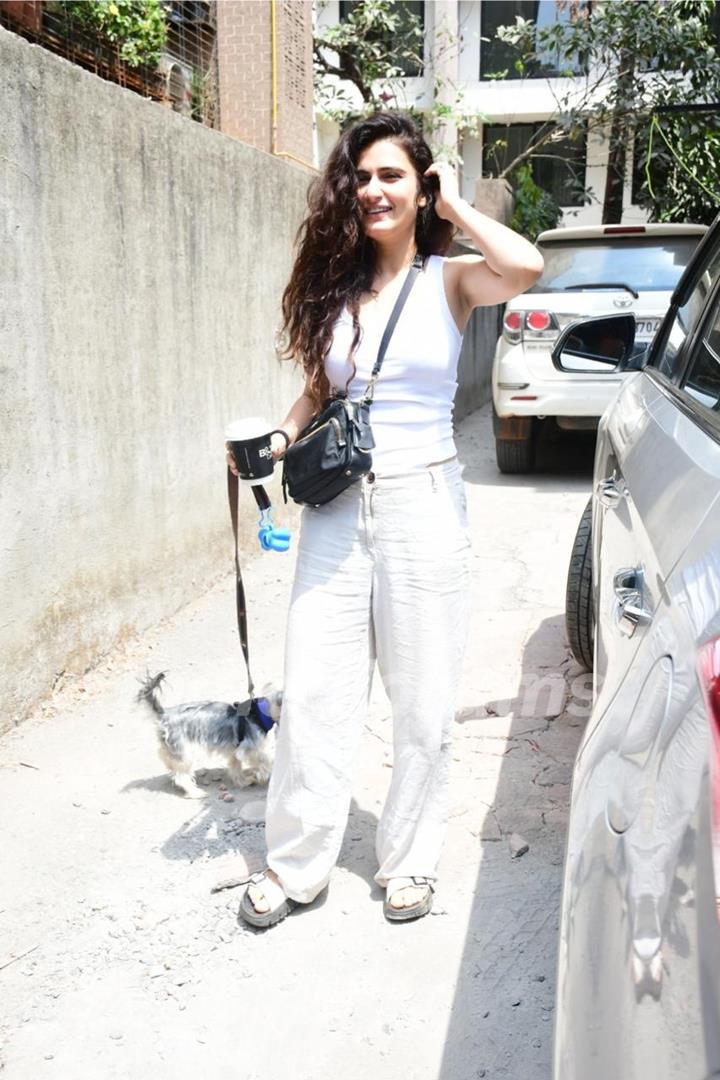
[270,387,316,458]
[424,162,544,328]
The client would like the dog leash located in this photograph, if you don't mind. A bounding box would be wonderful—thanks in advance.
[227,467,264,698]
[227,454,290,702]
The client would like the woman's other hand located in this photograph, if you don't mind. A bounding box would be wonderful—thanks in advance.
[270,431,289,461]
[226,431,287,476]
[225,442,240,476]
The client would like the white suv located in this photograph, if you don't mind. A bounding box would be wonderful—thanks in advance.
[492,223,707,473]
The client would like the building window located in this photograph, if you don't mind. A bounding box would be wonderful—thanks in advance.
[483,122,586,206]
[480,1,590,80]
[339,1,424,76]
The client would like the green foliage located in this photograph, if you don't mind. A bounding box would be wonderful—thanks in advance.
[190,66,211,123]
[58,0,168,69]
[634,112,720,224]
[509,165,562,241]
[314,0,481,162]
[315,0,424,113]
[493,0,720,221]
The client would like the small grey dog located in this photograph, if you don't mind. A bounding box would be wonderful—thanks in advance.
[137,672,281,798]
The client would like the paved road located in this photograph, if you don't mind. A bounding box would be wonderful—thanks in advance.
[0,405,594,1079]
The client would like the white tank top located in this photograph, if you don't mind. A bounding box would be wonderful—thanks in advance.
[324,255,463,474]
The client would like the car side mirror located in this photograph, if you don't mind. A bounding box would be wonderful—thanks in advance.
[552,314,639,374]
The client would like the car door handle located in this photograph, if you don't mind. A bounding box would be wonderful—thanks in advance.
[613,567,653,637]
[598,475,627,508]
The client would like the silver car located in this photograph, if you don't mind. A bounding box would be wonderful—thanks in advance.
[554,214,720,1079]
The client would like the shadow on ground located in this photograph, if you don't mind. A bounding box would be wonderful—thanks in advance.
[131,777,382,894]
[438,610,589,1079]
[463,425,597,492]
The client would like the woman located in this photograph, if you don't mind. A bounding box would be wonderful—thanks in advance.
[234,112,543,928]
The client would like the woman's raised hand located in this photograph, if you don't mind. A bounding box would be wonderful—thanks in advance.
[424,161,461,223]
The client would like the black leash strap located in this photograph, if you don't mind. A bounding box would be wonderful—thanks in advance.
[227,468,271,698]
[362,253,424,405]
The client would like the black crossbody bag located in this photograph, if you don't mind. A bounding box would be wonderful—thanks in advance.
[282,254,424,508]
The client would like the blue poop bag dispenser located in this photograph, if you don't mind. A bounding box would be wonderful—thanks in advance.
[257,500,291,552]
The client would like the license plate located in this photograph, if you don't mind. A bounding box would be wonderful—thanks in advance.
[635,318,661,339]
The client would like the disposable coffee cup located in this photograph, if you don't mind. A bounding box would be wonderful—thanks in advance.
[226,418,275,486]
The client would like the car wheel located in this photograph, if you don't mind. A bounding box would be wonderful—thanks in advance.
[565,497,594,671]
[495,434,535,474]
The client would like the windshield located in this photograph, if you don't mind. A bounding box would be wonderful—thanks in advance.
[529,236,701,293]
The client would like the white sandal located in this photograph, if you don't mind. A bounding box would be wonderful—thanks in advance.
[384,876,435,922]
[239,871,296,929]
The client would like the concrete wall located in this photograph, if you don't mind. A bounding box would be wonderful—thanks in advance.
[0,26,309,729]
[455,305,498,422]
[452,235,500,422]
[1,25,492,730]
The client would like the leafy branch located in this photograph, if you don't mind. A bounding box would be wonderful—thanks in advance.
[51,0,169,69]
[313,0,480,162]
[488,0,720,222]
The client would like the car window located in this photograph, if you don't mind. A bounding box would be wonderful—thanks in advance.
[682,294,720,414]
[654,247,720,381]
[529,235,701,294]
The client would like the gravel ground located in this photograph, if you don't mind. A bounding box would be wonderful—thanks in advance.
[0,405,595,1079]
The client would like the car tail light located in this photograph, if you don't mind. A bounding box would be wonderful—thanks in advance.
[502,309,559,344]
[503,310,523,344]
[524,310,559,338]
[699,635,720,915]
[526,310,552,332]
[603,226,646,235]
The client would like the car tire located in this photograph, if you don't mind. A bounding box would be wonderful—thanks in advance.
[495,435,535,474]
[565,497,594,671]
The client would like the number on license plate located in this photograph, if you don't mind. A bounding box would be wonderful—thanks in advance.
[635,318,660,339]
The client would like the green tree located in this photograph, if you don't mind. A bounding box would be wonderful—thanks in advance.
[313,0,479,161]
[633,109,720,224]
[489,0,720,223]
[509,164,562,241]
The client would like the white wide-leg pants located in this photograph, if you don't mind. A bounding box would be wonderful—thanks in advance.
[265,458,472,904]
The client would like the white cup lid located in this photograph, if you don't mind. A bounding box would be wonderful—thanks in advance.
[225,417,270,441]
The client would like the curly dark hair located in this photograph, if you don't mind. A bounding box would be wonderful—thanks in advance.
[280,111,455,409]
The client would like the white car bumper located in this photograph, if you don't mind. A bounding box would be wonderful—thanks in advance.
[493,341,625,419]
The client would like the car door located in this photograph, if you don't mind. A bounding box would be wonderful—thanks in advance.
[556,576,720,1080]
[555,240,720,1080]
[590,376,670,715]
[589,225,720,734]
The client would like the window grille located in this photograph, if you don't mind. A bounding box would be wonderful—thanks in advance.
[283,0,308,108]
[0,1,219,128]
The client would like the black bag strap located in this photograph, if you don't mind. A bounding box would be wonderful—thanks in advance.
[227,468,271,698]
[360,253,424,405]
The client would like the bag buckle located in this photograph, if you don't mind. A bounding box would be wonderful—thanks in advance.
[361,375,378,405]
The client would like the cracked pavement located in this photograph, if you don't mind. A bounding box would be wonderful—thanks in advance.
[0,404,595,1079]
